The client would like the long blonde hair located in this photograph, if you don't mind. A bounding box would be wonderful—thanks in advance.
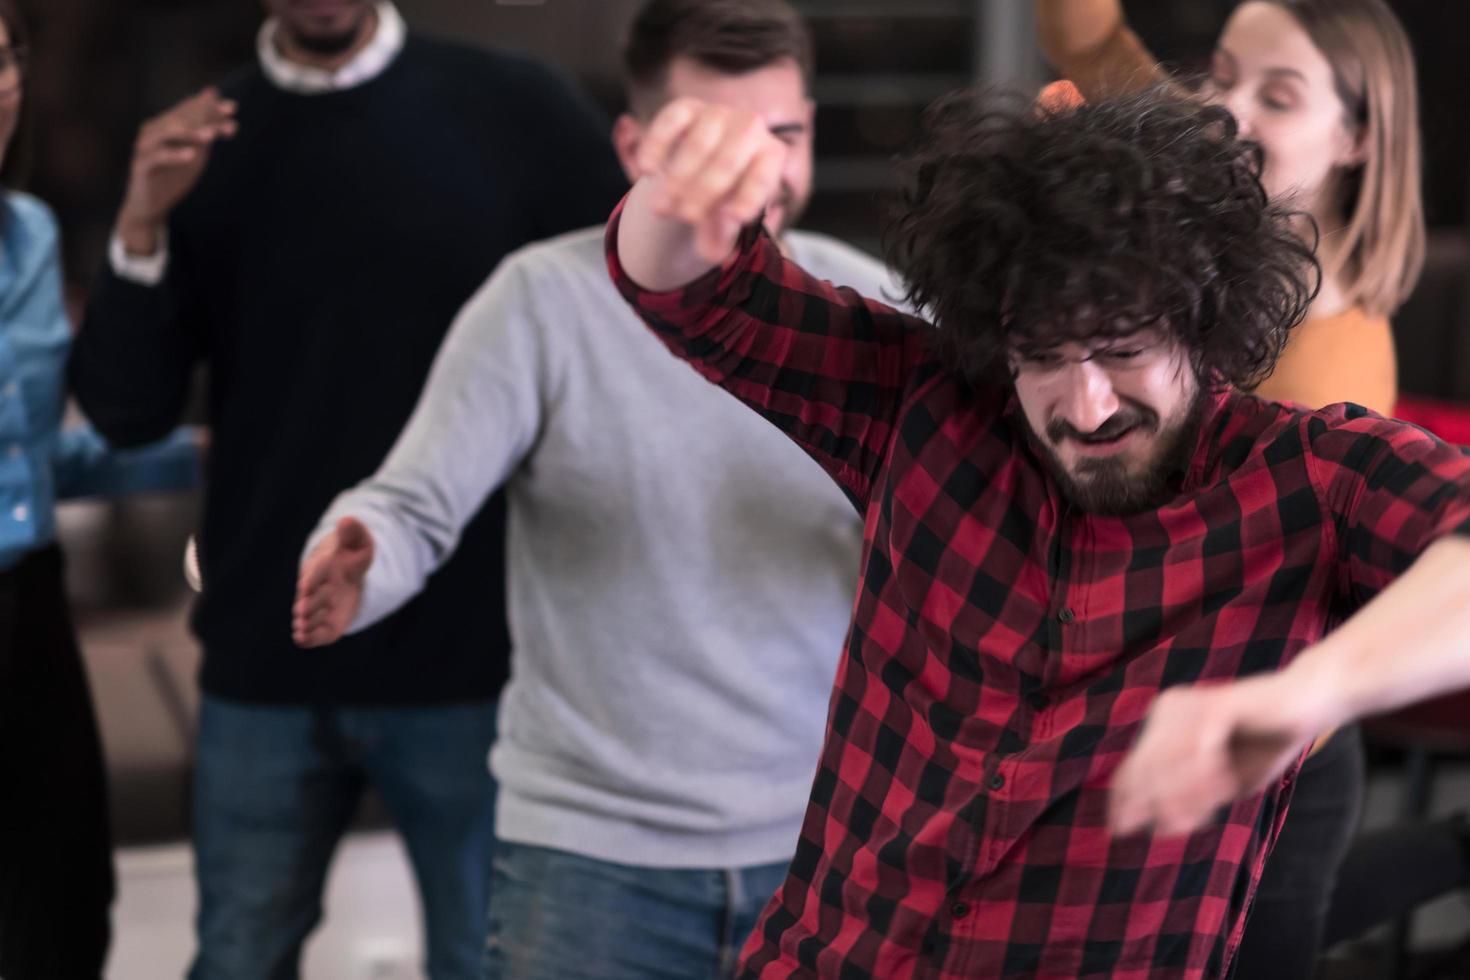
[1266,0,1424,317]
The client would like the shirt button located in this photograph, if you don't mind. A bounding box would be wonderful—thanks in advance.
[950,901,971,919]
[7,443,19,459]
[2,383,16,398]
[988,773,1006,791]
[13,504,28,522]
[1057,607,1075,624]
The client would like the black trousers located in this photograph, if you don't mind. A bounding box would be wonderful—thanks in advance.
[1325,813,1470,947]
[1232,725,1364,979]
[0,545,114,979]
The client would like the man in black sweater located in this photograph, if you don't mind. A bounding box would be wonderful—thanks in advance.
[69,2,625,976]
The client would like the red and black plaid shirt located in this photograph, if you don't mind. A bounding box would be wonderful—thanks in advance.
[607,206,1470,979]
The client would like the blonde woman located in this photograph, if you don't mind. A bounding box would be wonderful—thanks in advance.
[1036,2,1428,976]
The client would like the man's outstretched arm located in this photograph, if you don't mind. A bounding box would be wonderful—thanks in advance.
[1110,533,1470,836]
[292,253,554,648]
[1111,414,1470,836]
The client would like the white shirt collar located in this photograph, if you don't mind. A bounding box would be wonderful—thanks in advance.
[257,1,405,95]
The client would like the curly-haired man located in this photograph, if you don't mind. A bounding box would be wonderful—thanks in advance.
[608,87,1470,978]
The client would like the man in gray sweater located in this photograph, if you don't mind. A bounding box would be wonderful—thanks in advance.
[292,1,899,975]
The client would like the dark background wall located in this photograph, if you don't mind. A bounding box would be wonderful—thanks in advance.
[14,0,1467,297]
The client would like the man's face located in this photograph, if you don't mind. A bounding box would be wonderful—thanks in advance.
[1010,330,1204,515]
[262,0,375,56]
[617,55,814,236]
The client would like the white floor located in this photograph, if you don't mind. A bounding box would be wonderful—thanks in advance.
[107,832,428,980]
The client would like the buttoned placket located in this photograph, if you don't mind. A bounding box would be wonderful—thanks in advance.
[0,359,30,528]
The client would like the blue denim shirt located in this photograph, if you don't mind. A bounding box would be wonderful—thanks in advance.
[0,191,197,571]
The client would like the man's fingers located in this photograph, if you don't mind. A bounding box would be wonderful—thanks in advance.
[138,123,216,155]
[297,552,333,594]
[673,118,769,222]
[721,143,786,226]
[291,591,334,628]
[138,147,201,175]
[661,106,732,188]
[636,98,701,177]
[337,516,372,552]
[668,114,772,225]
[142,90,237,149]
[294,622,342,649]
[295,605,338,634]
[177,87,235,125]
[292,604,347,648]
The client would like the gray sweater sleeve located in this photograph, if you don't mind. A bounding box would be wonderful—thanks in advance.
[304,255,553,633]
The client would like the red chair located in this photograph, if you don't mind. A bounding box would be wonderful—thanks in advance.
[1395,395,1470,446]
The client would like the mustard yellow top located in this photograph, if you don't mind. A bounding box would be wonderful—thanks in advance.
[1253,308,1398,415]
[1035,0,1400,416]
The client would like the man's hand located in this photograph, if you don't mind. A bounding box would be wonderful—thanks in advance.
[115,87,238,256]
[633,97,789,265]
[292,517,374,648]
[1108,672,1333,837]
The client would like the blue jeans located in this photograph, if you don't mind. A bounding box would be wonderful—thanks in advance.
[189,695,498,980]
[482,841,789,980]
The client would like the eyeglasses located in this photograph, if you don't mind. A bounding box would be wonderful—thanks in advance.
[1008,339,1174,379]
[0,45,29,94]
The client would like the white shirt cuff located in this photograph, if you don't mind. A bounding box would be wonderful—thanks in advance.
[108,229,169,286]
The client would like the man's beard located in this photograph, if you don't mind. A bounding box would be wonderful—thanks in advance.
[288,25,367,56]
[1029,390,1207,517]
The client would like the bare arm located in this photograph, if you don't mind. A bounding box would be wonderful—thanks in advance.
[1111,535,1470,835]
[1034,0,1167,101]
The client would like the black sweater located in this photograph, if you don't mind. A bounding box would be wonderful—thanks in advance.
[71,36,627,704]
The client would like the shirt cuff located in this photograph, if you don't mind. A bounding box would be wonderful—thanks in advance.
[108,229,169,286]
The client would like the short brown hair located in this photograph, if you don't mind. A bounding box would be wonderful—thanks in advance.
[1264,0,1424,318]
[622,0,814,116]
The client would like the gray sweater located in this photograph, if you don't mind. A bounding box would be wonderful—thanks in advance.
[310,225,901,867]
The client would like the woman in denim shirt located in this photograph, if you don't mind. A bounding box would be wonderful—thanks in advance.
[0,2,197,975]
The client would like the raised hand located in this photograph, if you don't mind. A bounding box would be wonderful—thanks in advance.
[632,97,789,265]
[292,517,375,649]
[115,87,238,256]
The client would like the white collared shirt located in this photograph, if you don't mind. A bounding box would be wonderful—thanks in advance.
[110,1,406,283]
[257,1,404,95]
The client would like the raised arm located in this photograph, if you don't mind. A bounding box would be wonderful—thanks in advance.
[70,88,236,446]
[1034,0,1166,101]
[611,97,933,507]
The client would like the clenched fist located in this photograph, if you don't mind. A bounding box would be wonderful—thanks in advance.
[632,97,790,265]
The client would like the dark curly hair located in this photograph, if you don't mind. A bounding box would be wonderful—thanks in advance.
[884,87,1319,390]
